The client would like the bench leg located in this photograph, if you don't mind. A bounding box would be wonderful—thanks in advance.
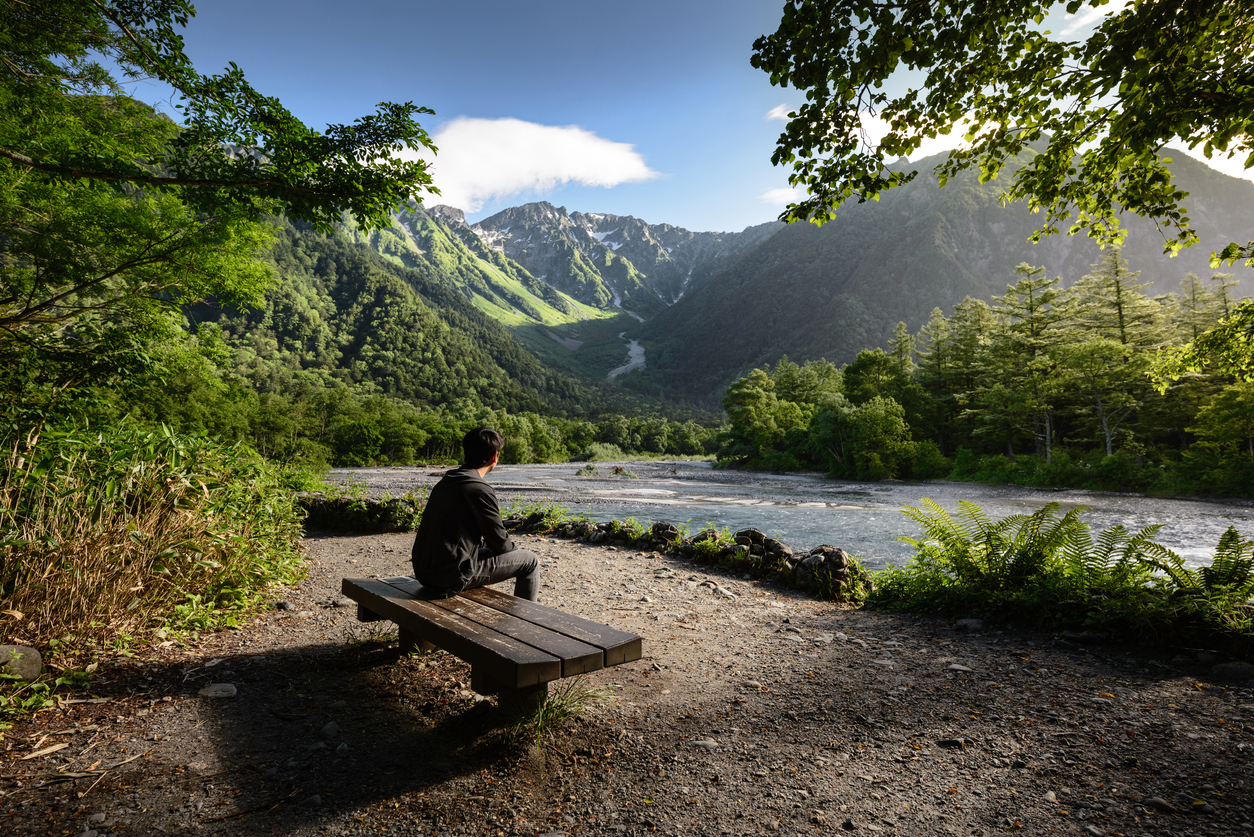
[472,667,548,713]
[398,627,436,655]
[356,604,384,623]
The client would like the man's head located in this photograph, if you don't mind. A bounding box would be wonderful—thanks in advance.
[462,428,505,469]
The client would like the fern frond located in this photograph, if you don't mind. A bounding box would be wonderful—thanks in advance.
[1137,542,1200,590]
[1200,526,1254,592]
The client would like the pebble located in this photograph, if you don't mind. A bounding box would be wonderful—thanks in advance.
[691,739,719,751]
[1082,826,1105,836]
[336,742,349,754]
[332,598,355,608]
[320,721,340,740]
[303,794,322,808]
[936,738,968,748]
[947,664,973,672]
[275,600,293,610]
[1144,797,1176,813]
[198,683,237,698]
[88,813,106,823]
[1044,791,1057,803]
[955,618,985,631]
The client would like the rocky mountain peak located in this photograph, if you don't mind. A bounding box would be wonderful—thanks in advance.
[425,204,467,227]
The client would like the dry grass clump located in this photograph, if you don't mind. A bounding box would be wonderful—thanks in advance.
[0,425,305,650]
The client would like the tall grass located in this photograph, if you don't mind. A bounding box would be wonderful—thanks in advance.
[0,424,305,649]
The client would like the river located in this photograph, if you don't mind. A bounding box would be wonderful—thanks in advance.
[334,460,1254,572]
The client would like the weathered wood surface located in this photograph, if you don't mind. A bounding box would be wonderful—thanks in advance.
[340,576,643,690]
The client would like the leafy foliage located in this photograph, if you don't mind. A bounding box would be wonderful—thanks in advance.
[1,0,436,233]
[874,500,1254,656]
[713,254,1252,495]
[751,0,1254,266]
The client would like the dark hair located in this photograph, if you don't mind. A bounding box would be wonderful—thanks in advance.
[462,428,505,468]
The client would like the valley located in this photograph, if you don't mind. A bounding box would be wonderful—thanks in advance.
[326,148,1254,407]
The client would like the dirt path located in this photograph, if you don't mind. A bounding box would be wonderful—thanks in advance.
[4,530,1254,837]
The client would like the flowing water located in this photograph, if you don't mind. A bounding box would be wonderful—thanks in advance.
[337,460,1254,572]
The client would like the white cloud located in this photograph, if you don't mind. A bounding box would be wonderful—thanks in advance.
[765,104,793,121]
[406,117,659,212]
[1061,0,1132,35]
[759,186,806,205]
[854,112,974,161]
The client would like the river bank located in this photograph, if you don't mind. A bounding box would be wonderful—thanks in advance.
[5,529,1254,836]
[329,462,1254,568]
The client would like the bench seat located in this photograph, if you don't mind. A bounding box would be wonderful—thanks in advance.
[341,577,643,705]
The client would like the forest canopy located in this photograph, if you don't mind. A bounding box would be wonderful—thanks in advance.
[0,0,439,427]
[751,0,1254,265]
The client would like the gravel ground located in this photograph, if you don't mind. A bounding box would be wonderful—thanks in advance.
[5,526,1254,837]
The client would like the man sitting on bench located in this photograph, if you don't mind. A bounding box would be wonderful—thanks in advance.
[411,428,541,601]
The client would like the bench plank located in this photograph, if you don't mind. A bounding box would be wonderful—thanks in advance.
[341,579,560,688]
[373,577,610,676]
[460,586,644,666]
[430,596,604,677]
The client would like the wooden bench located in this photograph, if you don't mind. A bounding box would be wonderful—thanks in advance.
[341,576,643,708]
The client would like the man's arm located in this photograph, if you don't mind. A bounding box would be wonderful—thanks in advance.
[466,483,516,555]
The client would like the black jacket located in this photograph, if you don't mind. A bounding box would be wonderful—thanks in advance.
[411,466,515,589]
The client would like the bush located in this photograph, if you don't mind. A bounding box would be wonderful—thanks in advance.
[903,440,951,480]
[871,499,1254,657]
[0,424,306,648]
[573,442,624,462]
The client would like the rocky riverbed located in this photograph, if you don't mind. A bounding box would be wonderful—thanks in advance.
[4,527,1254,837]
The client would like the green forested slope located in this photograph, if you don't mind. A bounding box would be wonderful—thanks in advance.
[630,149,1254,404]
[209,219,596,415]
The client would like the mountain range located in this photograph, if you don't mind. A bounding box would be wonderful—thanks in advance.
[248,148,1254,409]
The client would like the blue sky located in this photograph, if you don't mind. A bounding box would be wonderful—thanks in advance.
[147,1,1250,234]
[146,0,797,232]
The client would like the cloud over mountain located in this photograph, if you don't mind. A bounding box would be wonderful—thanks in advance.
[416,117,659,212]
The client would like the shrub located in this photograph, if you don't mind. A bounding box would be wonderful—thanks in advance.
[871,499,1254,657]
[903,440,951,480]
[0,424,306,649]
[573,443,624,462]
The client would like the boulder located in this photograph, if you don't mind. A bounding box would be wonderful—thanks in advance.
[0,645,41,681]
[735,528,766,544]
[691,529,719,544]
[793,553,827,588]
[651,522,680,541]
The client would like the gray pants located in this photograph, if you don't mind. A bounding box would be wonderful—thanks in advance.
[411,547,539,599]
[461,547,541,602]
[415,547,540,602]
